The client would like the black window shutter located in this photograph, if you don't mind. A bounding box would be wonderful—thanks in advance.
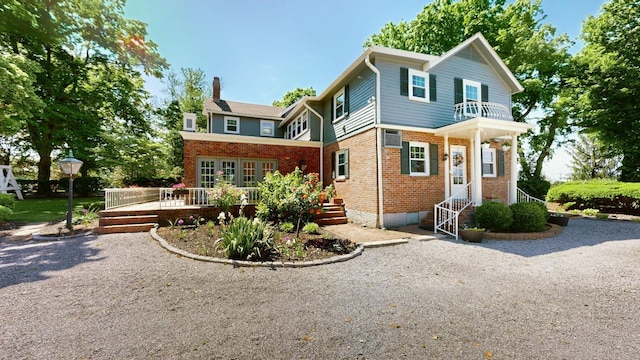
[454,78,463,104]
[497,149,505,177]
[331,96,335,120]
[481,84,489,102]
[429,144,439,175]
[401,142,409,174]
[331,151,336,178]
[429,74,437,102]
[400,67,409,96]
[344,85,350,115]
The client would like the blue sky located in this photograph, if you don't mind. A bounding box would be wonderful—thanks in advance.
[124,0,609,180]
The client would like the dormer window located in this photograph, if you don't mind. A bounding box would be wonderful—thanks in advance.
[224,116,239,134]
[408,69,429,102]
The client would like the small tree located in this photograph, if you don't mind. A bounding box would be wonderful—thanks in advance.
[569,134,620,180]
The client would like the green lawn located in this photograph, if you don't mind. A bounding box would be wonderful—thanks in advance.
[9,197,104,223]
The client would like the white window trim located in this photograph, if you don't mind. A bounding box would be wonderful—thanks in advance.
[482,148,497,177]
[409,141,429,176]
[260,120,274,137]
[333,87,346,123]
[224,116,240,134]
[408,69,429,103]
[335,148,349,179]
[462,79,481,116]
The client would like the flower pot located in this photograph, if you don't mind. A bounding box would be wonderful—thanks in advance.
[333,198,344,205]
[459,228,485,243]
[173,189,189,196]
[481,143,490,149]
[548,215,569,226]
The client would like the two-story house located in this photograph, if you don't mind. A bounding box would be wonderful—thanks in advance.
[181,33,531,231]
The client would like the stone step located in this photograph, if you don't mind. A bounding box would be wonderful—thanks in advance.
[99,214,158,226]
[94,223,156,234]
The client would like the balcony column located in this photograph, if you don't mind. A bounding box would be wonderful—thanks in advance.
[444,135,450,199]
[509,133,519,204]
[473,128,483,206]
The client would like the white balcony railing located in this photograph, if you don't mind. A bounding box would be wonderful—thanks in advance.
[454,102,513,122]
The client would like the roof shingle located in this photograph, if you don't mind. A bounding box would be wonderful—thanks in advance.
[203,98,284,118]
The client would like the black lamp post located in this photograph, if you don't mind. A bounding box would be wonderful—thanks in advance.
[58,150,83,230]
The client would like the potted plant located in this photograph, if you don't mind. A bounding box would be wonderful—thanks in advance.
[481,140,490,149]
[459,225,485,242]
[501,142,511,151]
[172,183,189,196]
[548,212,570,226]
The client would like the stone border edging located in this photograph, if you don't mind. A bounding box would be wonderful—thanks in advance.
[484,223,563,240]
[150,227,364,267]
[31,230,94,241]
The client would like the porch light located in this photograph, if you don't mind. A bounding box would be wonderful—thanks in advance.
[443,153,449,161]
[298,159,307,171]
[58,150,83,230]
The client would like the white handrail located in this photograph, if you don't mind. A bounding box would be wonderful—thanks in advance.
[434,182,473,239]
[517,187,546,204]
[454,101,513,122]
[105,188,160,210]
[105,187,261,210]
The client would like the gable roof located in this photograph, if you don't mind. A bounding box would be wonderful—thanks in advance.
[427,32,523,93]
[203,98,284,120]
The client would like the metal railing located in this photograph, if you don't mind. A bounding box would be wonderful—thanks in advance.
[517,187,546,204]
[434,182,473,239]
[105,187,160,210]
[454,101,513,122]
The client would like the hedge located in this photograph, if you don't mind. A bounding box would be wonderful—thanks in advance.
[547,180,640,214]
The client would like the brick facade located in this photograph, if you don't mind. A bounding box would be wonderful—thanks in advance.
[183,139,320,187]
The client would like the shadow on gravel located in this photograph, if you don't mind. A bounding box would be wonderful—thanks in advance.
[0,235,103,289]
[462,218,640,258]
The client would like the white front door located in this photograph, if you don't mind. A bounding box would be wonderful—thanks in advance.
[450,145,467,198]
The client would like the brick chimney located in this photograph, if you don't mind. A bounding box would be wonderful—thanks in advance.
[213,76,221,101]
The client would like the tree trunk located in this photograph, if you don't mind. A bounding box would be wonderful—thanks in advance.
[36,145,53,196]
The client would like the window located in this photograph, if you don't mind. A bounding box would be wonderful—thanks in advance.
[260,120,274,137]
[333,88,345,121]
[198,158,277,187]
[199,160,216,188]
[335,149,349,179]
[482,148,497,177]
[409,142,429,176]
[221,160,236,182]
[301,111,308,131]
[261,161,275,179]
[285,111,309,139]
[463,79,481,116]
[224,116,240,134]
[183,113,196,132]
[242,161,256,186]
[408,69,429,102]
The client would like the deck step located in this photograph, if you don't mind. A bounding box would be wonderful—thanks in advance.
[314,203,348,225]
[94,223,156,234]
[99,214,158,226]
[315,217,349,226]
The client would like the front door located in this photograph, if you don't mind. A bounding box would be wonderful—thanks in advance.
[450,145,467,198]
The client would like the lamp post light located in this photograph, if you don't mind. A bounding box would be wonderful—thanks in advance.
[58,150,83,230]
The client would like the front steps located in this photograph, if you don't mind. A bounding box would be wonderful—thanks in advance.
[94,211,158,234]
[315,203,348,226]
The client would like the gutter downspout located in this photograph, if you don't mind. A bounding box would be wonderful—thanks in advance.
[304,103,324,183]
[365,54,385,229]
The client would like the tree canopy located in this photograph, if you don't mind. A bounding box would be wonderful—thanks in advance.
[568,0,640,181]
[272,87,316,108]
[364,0,572,183]
[0,0,167,192]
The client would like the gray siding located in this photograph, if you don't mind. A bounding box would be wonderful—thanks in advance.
[377,53,512,129]
[309,110,321,141]
[210,114,285,137]
[324,70,376,144]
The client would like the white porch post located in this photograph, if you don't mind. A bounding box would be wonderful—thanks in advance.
[473,129,483,205]
[444,136,450,199]
[509,133,518,204]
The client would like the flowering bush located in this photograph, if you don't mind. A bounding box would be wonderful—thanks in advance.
[256,168,335,234]
[215,216,273,260]
[207,171,244,212]
[172,183,186,190]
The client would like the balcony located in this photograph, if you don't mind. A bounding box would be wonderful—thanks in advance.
[454,102,513,122]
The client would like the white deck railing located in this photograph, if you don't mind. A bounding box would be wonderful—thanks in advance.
[105,188,160,210]
[454,102,513,122]
[105,187,260,210]
[434,182,473,239]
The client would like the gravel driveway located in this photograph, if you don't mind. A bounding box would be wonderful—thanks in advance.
[1,218,639,359]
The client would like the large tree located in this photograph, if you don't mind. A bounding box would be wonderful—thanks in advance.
[569,0,640,181]
[0,0,167,193]
[364,0,572,186]
[272,87,316,108]
[569,134,620,180]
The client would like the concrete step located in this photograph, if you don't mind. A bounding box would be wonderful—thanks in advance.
[99,214,158,226]
[94,223,156,234]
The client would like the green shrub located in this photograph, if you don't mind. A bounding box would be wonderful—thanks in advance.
[216,217,273,260]
[509,202,547,232]
[583,208,600,216]
[533,201,550,221]
[302,222,321,234]
[279,222,295,233]
[547,180,640,214]
[476,201,512,231]
[0,205,13,222]
[0,193,16,208]
[596,213,609,220]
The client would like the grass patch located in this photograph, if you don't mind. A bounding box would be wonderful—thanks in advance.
[9,197,104,223]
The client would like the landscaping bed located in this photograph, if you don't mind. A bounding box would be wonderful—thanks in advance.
[156,223,356,262]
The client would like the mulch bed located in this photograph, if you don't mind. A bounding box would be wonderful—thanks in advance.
[157,224,356,262]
